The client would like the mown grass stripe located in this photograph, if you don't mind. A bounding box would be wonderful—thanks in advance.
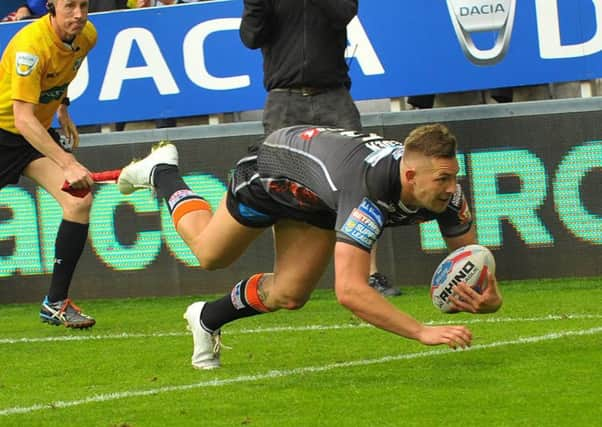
[1,326,601,417]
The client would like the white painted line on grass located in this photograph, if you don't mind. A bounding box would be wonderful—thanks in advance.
[1,314,601,345]
[1,326,601,417]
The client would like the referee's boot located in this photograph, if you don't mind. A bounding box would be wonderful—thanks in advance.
[40,296,96,329]
[118,141,178,194]
[183,302,221,370]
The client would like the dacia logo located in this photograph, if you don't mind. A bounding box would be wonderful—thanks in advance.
[447,0,516,65]
[459,3,506,16]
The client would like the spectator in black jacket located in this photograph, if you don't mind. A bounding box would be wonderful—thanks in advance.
[240,0,361,137]
[240,0,401,296]
[89,0,128,11]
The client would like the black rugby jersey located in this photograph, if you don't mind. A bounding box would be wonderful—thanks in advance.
[233,125,473,251]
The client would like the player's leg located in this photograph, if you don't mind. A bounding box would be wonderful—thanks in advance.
[24,157,95,328]
[187,220,335,369]
[259,220,336,309]
[119,142,264,267]
[368,242,401,297]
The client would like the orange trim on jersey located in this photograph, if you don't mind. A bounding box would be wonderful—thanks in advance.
[245,273,270,312]
[172,199,211,228]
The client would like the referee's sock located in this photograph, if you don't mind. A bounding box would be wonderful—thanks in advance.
[47,220,89,303]
[153,164,211,228]
[200,273,270,333]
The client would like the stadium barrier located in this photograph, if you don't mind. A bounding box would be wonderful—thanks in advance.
[0,98,600,303]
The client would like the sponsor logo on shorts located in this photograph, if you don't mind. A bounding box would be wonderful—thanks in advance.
[341,198,383,249]
[300,128,321,140]
[15,52,39,76]
[238,202,272,220]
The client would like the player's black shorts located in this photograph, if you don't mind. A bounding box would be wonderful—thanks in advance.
[226,156,335,230]
[0,128,62,189]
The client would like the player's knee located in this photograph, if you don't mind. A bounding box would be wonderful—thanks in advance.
[197,252,232,271]
[62,193,92,217]
[279,294,309,310]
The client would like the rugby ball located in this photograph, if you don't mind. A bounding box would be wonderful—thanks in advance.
[430,244,495,313]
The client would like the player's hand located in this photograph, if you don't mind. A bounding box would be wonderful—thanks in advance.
[417,325,472,349]
[57,104,80,150]
[64,160,93,190]
[449,272,503,314]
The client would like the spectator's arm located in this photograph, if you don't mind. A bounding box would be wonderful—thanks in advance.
[15,5,33,20]
[308,0,357,28]
[239,0,272,49]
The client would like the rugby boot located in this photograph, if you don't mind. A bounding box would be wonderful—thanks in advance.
[118,141,178,194]
[183,302,221,370]
[369,273,402,297]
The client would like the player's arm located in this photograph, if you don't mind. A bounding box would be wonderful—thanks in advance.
[333,241,472,349]
[13,100,92,189]
[443,223,477,251]
[239,0,273,49]
[443,225,503,314]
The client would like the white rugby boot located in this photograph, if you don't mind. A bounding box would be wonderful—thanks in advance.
[183,301,221,370]
[118,141,178,194]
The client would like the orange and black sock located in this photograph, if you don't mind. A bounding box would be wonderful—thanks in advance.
[153,164,210,228]
[200,273,269,333]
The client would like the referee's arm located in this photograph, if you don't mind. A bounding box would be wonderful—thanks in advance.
[13,99,92,189]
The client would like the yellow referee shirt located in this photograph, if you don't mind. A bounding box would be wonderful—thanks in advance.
[0,15,97,133]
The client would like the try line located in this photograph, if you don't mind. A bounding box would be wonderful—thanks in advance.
[0,313,600,345]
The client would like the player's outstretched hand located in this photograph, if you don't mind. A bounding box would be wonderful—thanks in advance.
[417,325,472,349]
[450,272,503,314]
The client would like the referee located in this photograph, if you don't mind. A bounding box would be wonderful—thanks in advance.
[0,0,97,328]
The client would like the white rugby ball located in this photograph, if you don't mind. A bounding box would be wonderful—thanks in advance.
[430,244,495,313]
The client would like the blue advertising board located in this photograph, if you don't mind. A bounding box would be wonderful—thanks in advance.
[0,0,601,125]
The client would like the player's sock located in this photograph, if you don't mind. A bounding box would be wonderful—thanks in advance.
[200,273,270,333]
[153,164,211,228]
[47,220,89,303]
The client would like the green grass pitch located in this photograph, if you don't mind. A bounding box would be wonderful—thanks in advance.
[1,277,601,426]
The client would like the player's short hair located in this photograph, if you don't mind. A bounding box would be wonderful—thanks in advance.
[403,124,457,159]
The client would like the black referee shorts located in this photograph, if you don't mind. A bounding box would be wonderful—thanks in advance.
[0,128,62,189]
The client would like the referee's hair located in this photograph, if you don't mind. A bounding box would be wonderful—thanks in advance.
[47,1,56,16]
[403,123,457,159]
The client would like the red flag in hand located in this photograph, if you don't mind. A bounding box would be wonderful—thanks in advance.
[61,169,122,198]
